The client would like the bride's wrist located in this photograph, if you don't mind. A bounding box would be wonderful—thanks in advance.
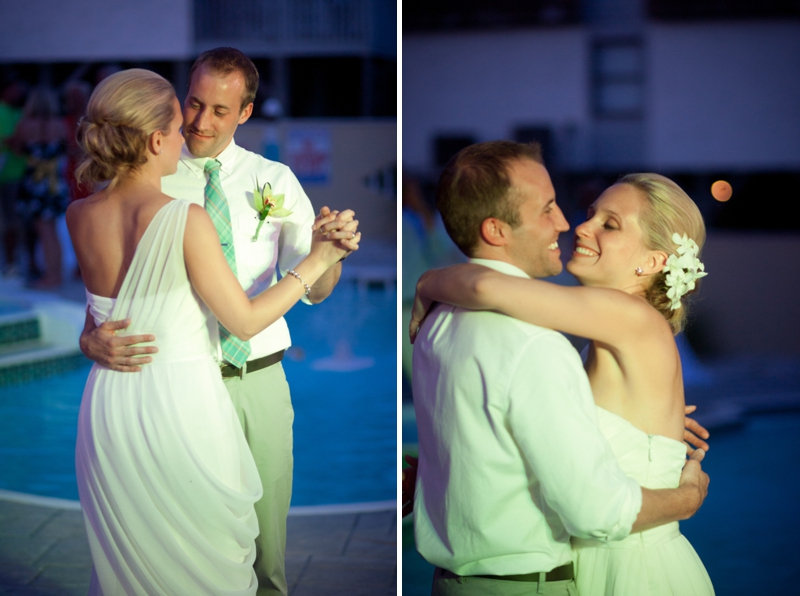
[291,259,327,289]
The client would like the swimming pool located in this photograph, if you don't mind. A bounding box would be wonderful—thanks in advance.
[402,408,800,595]
[0,282,396,507]
[0,297,29,316]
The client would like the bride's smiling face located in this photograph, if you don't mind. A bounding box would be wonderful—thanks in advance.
[566,183,654,292]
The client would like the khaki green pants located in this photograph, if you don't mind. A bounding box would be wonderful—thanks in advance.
[224,362,293,596]
[432,568,579,596]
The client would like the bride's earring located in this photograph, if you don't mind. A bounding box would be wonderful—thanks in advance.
[635,267,644,275]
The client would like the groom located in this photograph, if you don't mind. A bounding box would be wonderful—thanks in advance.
[412,140,709,595]
[79,48,357,596]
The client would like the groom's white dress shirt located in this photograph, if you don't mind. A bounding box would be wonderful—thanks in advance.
[162,140,315,361]
[412,259,642,576]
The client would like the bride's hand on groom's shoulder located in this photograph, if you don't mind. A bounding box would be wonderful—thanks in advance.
[409,272,436,344]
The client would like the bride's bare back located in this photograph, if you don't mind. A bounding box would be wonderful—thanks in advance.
[67,186,173,299]
[583,308,686,442]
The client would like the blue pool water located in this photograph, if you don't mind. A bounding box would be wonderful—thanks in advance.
[402,409,800,595]
[0,298,29,316]
[0,283,396,507]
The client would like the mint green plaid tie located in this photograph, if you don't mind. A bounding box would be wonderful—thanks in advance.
[204,159,252,368]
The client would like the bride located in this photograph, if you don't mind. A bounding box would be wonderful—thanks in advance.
[67,69,357,595]
[410,172,714,595]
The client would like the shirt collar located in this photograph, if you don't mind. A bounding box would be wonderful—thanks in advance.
[179,137,240,177]
[468,258,531,279]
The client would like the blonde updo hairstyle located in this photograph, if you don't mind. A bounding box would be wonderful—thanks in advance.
[618,173,706,335]
[76,69,177,188]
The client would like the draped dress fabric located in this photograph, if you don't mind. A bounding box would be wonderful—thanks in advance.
[75,199,262,596]
[572,407,715,596]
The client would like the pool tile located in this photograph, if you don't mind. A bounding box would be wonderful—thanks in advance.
[0,353,89,388]
[0,320,39,347]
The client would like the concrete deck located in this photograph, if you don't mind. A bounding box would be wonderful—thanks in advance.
[0,495,396,596]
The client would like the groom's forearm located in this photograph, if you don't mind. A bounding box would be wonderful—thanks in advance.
[308,261,342,303]
[632,485,703,533]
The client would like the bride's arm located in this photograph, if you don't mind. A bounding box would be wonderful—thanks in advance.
[411,263,664,348]
[184,204,356,340]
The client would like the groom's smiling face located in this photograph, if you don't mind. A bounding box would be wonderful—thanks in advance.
[183,65,253,158]
[504,159,569,279]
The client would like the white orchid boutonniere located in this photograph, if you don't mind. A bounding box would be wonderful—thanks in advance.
[252,180,293,242]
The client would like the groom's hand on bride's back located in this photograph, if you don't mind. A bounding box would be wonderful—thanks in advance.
[80,310,158,372]
[683,405,710,455]
[678,448,710,518]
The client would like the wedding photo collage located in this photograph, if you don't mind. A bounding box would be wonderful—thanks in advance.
[1,1,800,595]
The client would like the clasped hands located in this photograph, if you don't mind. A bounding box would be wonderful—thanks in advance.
[312,206,361,259]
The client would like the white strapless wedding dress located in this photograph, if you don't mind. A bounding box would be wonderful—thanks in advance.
[572,406,714,596]
[75,200,262,595]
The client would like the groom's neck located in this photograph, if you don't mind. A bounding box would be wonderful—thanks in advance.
[471,246,536,278]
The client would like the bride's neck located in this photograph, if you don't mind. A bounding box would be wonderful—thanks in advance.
[575,275,648,298]
[111,162,162,196]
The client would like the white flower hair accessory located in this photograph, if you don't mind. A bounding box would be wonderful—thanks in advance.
[663,233,708,310]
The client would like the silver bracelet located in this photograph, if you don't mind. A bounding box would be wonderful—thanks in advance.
[286,269,311,296]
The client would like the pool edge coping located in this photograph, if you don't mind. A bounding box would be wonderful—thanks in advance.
[0,488,395,516]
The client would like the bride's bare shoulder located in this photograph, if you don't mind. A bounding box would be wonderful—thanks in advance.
[185,202,212,228]
[65,192,107,231]
[184,203,219,250]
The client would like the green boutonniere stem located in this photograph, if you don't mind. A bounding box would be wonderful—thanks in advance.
[251,179,292,242]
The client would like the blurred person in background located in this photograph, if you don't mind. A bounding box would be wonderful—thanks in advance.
[63,79,93,204]
[401,173,462,388]
[63,79,93,280]
[0,78,28,277]
[9,84,69,288]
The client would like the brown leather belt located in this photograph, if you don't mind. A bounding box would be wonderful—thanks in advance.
[220,350,284,379]
[438,561,574,583]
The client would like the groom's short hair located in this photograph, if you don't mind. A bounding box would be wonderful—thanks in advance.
[436,140,543,256]
[190,47,259,112]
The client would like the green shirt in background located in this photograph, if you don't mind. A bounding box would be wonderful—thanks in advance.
[0,102,26,183]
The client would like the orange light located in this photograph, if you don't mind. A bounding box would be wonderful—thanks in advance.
[711,180,732,202]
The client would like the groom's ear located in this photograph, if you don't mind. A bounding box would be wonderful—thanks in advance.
[237,102,254,125]
[480,217,510,247]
